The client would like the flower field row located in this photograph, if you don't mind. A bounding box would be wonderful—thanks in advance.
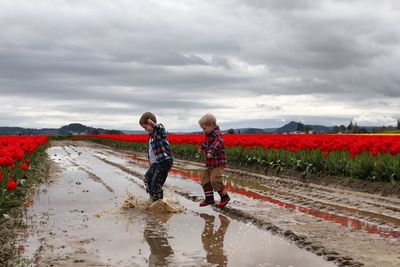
[0,136,48,212]
[74,134,400,182]
[77,134,400,157]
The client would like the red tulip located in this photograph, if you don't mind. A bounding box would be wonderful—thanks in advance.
[21,164,29,171]
[7,180,17,191]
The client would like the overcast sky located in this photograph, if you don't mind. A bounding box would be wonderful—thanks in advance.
[1,0,400,131]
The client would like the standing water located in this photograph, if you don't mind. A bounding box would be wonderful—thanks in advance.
[19,145,334,266]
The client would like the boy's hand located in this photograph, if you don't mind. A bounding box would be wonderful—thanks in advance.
[147,119,156,127]
[207,153,212,158]
[197,145,203,154]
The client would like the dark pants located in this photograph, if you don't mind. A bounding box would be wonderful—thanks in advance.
[144,159,173,201]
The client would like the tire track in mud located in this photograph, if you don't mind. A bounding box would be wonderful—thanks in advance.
[127,146,399,208]
[78,167,115,193]
[109,147,400,215]
[93,148,400,238]
[225,168,400,211]
[168,156,400,230]
[56,146,115,193]
[223,175,400,231]
[92,155,363,267]
[125,152,400,238]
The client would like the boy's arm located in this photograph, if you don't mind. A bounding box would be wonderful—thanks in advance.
[198,141,207,154]
[197,134,209,154]
[201,141,207,149]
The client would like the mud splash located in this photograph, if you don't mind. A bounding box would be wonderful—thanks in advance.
[94,191,182,218]
[121,191,151,210]
[122,191,181,213]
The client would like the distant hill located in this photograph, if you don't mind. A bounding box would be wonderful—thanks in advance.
[263,127,279,133]
[275,121,300,133]
[312,124,334,133]
[121,130,146,134]
[275,121,332,133]
[0,127,59,136]
[1,121,389,136]
[223,127,276,134]
[235,128,265,134]
[224,121,333,134]
[0,123,123,136]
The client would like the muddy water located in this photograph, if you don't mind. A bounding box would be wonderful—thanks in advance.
[20,145,334,266]
[82,144,400,267]
[95,150,400,240]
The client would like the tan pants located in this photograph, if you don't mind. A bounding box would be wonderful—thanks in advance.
[201,167,225,192]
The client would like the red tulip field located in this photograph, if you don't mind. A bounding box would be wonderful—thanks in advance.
[0,136,48,212]
[75,134,400,182]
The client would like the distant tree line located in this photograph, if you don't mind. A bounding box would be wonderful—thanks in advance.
[224,119,400,135]
[331,119,400,134]
[296,123,313,133]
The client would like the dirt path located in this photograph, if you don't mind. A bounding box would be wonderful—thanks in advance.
[19,141,400,266]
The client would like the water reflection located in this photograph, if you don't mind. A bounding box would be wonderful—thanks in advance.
[144,214,174,267]
[200,214,230,267]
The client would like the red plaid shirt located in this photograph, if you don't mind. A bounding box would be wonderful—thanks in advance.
[201,126,227,168]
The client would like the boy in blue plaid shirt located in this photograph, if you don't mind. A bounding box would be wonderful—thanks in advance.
[140,112,173,202]
[198,113,230,207]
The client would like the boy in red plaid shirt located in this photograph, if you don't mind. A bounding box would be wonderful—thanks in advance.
[198,113,230,207]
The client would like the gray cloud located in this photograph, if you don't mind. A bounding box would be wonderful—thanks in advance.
[238,0,312,10]
[1,0,399,130]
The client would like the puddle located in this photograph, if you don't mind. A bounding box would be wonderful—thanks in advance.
[19,145,334,266]
[108,151,400,240]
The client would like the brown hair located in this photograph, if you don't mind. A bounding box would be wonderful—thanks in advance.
[139,112,157,125]
[198,113,217,127]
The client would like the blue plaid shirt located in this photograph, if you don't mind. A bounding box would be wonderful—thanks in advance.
[148,123,173,164]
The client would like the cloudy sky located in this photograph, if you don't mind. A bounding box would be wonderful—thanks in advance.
[1,0,400,131]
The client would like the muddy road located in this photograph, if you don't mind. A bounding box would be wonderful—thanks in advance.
[19,141,400,266]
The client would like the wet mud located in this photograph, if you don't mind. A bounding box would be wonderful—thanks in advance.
[90,141,400,267]
[19,141,334,267]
